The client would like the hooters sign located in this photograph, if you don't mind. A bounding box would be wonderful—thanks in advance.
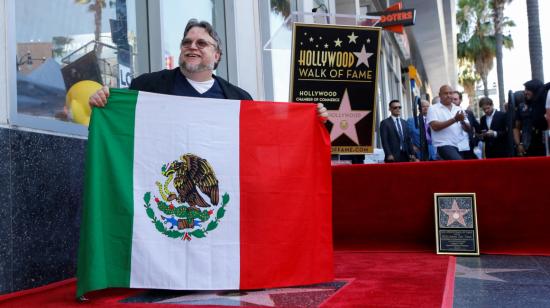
[368,2,416,34]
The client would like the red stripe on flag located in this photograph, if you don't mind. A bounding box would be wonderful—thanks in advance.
[239,100,334,289]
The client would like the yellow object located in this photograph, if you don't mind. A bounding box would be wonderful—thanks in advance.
[65,80,102,126]
[408,65,422,87]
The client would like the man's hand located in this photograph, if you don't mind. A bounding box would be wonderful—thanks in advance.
[517,144,527,156]
[454,110,465,123]
[386,154,395,162]
[89,86,110,108]
[484,130,496,138]
[317,103,328,123]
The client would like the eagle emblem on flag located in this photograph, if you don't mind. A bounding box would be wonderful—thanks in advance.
[142,153,229,241]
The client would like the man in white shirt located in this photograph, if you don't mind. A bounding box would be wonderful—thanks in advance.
[426,85,471,160]
[451,91,478,159]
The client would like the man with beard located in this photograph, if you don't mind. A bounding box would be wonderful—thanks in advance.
[513,79,548,157]
[89,19,328,118]
[90,19,251,104]
[479,97,508,158]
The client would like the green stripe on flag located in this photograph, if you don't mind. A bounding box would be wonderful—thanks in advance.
[77,89,138,297]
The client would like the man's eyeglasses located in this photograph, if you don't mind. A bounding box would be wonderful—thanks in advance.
[391,106,402,110]
[181,38,217,49]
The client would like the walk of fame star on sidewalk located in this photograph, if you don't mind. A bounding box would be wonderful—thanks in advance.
[455,263,536,282]
[156,287,329,306]
[120,281,349,307]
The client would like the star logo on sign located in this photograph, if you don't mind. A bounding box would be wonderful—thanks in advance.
[309,37,314,42]
[334,38,342,47]
[324,43,329,48]
[329,89,370,144]
[347,32,358,43]
[442,199,470,227]
[367,38,371,44]
[353,45,373,68]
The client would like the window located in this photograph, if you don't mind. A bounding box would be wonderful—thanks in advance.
[260,0,298,102]
[158,0,227,77]
[11,0,142,135]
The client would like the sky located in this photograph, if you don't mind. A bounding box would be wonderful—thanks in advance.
[485,0,550,103]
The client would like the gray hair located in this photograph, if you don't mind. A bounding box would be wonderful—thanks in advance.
[183,19,223,68]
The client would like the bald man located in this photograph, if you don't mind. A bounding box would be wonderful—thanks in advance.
[426,85,471,160]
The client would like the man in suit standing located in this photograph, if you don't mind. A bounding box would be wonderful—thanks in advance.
[407,99,437,160]
[478,97,508,158]
[380,100,416,163]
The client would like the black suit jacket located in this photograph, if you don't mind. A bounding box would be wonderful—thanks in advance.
[466,109,481,149]
[380,117,413,162]
[129,68,253,100]
[480,110,508,158]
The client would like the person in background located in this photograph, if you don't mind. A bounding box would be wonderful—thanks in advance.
[513,79,548,157]
[451,91,479,159]
[380,100,416,163]
[407,99,436,160]
[426,85,471,160]
[478,97,508,158]
[545,83,550,129]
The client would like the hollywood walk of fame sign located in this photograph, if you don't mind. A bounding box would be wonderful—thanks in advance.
[434,193,479,256]
[289,23,381,154]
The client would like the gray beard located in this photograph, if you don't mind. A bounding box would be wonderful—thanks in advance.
[181,61,215,73]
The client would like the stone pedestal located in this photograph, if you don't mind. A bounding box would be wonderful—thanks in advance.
[0,127,86,294]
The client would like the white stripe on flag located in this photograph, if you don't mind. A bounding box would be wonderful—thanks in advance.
[131,92,241,289]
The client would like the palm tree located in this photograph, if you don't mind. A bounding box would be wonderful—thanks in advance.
[526,0,544,81]
[492,0,514,110]
[52,36,74,58]
[458,60,480,114]
[457,0,494,97]
[270,0,291,18]
[74,0,108,56]
[457,0,513,99]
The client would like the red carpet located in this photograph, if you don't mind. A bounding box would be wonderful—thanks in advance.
[0,252,451,307]
[333,157,550,255]
[324,252,450,307]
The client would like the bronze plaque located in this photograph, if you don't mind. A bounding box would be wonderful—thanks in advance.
[434,193,479,256]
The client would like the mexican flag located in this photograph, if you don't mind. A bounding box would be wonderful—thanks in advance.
[76,89,333,297]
